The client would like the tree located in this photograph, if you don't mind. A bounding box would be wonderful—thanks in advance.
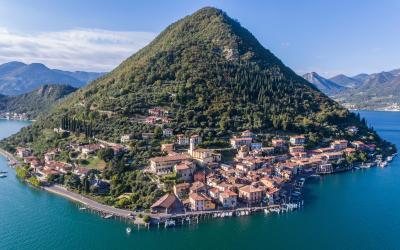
[97,148,115,162]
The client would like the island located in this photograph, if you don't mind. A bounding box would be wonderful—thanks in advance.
[0,7,396,227]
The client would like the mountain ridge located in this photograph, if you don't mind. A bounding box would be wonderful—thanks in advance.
[302,72,346,94]
[304,68,400,110]
[0,61,105,95]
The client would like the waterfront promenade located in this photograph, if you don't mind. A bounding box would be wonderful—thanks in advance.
[0,148,21,168]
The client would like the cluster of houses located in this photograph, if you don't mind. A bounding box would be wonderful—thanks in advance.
[13,119,376,215]
[145,107,171,125]
[0,112,29,120]
[14,139,128,191]
[149,131,377,214]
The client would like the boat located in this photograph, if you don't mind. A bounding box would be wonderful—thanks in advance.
[79,207,87,211]
[0,174,7,178]
[126,227,132,234]
[360,163,371,169]
[0,171,7,174]
[165,219,176,228]
[102,214,113,219]
[379,161,388,168]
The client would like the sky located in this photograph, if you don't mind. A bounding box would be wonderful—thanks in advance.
[0,0,399,77]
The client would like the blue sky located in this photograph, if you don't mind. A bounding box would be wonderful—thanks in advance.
[0,0,399,77]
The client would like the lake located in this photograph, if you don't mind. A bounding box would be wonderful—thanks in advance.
[1,111,399,250]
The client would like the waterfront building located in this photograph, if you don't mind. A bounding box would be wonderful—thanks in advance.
[239,185,264,204]
[219,190,238,208]
[189,192,215,211]
[150,193,181,214]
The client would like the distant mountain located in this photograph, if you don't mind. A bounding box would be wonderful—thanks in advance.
[326,69,400,110]
[0,61,105,95]
[0,84,77,118]
[329,74,362,88]
[302,72,347,94]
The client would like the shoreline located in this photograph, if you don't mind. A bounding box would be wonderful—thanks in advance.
[1,146,396,228]
[0,148,298,227]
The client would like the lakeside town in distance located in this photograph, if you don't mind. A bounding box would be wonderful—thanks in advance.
[4,105,395,227]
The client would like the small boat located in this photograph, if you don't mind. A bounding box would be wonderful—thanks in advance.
[0,174,7,178]
[379,161,388,168]
[79,207,87,211]
[126,227,132,234]
[360,163,370,169]
[0,171,7,174]
[165,220,176,228]
[102,214,113,219]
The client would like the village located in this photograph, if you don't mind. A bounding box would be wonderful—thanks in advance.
[0,111,30,120]
[8,107,391,226]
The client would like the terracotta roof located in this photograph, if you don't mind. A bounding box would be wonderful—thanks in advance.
[150,154,190,163]
[239,185,264,193]
[189,192,211,201]
[151,193,178,209]
[220,190,237,198]
[190,181,206,191]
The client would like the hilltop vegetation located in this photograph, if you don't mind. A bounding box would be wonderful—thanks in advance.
[6,8,370,144]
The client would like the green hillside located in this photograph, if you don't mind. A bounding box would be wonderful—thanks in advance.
[1,7,391,157]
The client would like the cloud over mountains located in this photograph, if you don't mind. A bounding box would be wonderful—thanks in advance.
[0,27,155,72]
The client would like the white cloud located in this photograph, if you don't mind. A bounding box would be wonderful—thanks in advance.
[0,27,156,72]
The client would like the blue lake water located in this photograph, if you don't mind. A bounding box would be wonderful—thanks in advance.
[0,111,399,250]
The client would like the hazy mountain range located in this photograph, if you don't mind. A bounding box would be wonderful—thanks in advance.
[0,61,105,95]
[303,69,400,110]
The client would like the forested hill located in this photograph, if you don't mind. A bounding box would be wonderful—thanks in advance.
[2,7,381,147]
[0,84,77,119]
